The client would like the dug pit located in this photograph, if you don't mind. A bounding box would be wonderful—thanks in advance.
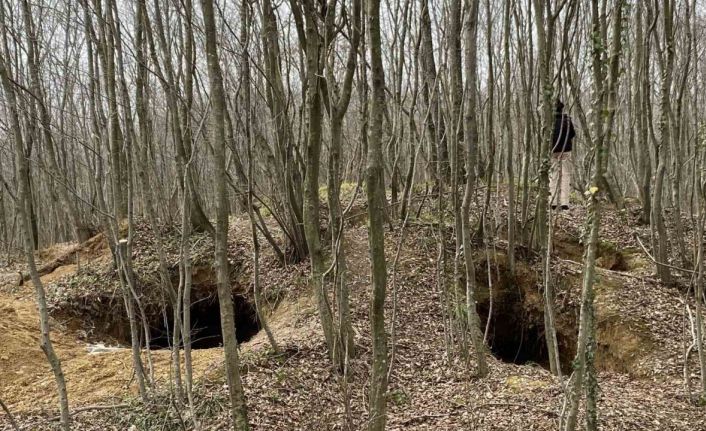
[147,293,260,349]
[477,280,575,372]
[52,265,261,351]
[475,254,576,373]
[475,253,650,375]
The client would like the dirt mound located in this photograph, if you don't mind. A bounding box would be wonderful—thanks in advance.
[0,284,229,414]
[0,266,313,417]
[473,251,659,376]
[15,231,110,286]
[1,209,703,430]
[0,218,314,418]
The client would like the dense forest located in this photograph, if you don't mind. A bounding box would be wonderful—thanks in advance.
[1,0,705,430]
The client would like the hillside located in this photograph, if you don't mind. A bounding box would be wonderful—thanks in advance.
[1,201,703,430]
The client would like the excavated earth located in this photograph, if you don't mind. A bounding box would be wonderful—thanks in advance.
[0,203,704,430]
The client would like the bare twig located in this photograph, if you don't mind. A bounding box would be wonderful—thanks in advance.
[0,397,20,431]
[634,233,695,275]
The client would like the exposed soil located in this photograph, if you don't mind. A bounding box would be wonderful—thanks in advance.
[0,265,314,416]
[0,204,703,430]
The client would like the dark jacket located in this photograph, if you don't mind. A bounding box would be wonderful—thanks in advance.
[551,113,576,153]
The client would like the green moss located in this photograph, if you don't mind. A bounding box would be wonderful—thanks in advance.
[389,389,409,406]
[319,181,360,202]
[598,240,619,254]
[451,396,466,407]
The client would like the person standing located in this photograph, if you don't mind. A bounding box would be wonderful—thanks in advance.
[550,99,576,210]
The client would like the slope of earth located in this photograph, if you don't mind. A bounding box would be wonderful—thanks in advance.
[1,202,704,430]
[0,220,316,419]
[0,264,316,419]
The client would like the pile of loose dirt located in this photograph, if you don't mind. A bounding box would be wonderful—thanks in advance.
[0,268,314,419]
[0,218,313,421]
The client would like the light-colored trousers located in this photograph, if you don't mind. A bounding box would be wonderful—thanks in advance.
[550,152,571,206]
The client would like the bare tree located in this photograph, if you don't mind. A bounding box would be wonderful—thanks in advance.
[562,1,625,429]
[0,9,71,427]
[503,0,516,274]
[200,0,250,428]
[241,0,279,354]
[461,0,489,377]
[366,0,390,427]
[650,0,674,285]
[324,0,363,362]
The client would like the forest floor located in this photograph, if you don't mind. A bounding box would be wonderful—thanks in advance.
[0,197,704,430]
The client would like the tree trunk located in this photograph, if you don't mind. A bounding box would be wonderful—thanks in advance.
[635,2,652,225]
[366,0,390,427]
[116,240,148,401]
[294,0,339,366]
[200,0,250,428]
[503,0,516,275]
[241,0,279,355]
[533,0,561,376]
[461,0,488,377]
[0,46,71,431]
[562,2,624,429]
[651,0,673,285]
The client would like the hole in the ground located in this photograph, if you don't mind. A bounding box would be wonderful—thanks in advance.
[480,295,576,373]
[476,257,575,373]
[148,293,261,349]
[480,301,553,369]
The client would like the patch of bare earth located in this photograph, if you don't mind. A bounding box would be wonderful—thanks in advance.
[1,207,704,430]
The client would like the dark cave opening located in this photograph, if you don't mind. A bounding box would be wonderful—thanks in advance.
[482,305,551,368]
[147,293,261,350]
[477,286,574,373]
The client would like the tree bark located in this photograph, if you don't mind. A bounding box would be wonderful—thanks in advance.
[293,0,339,366]
[461,0,489,377]
[241,0,279,354]
[366,0,390,427]
[562,2,624,429]
[651,0,673,285]
[533,0,561,376]
[200,0,250,428]
[503,0,516,275]
[0,40,71,431]
[325,0,363,363]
